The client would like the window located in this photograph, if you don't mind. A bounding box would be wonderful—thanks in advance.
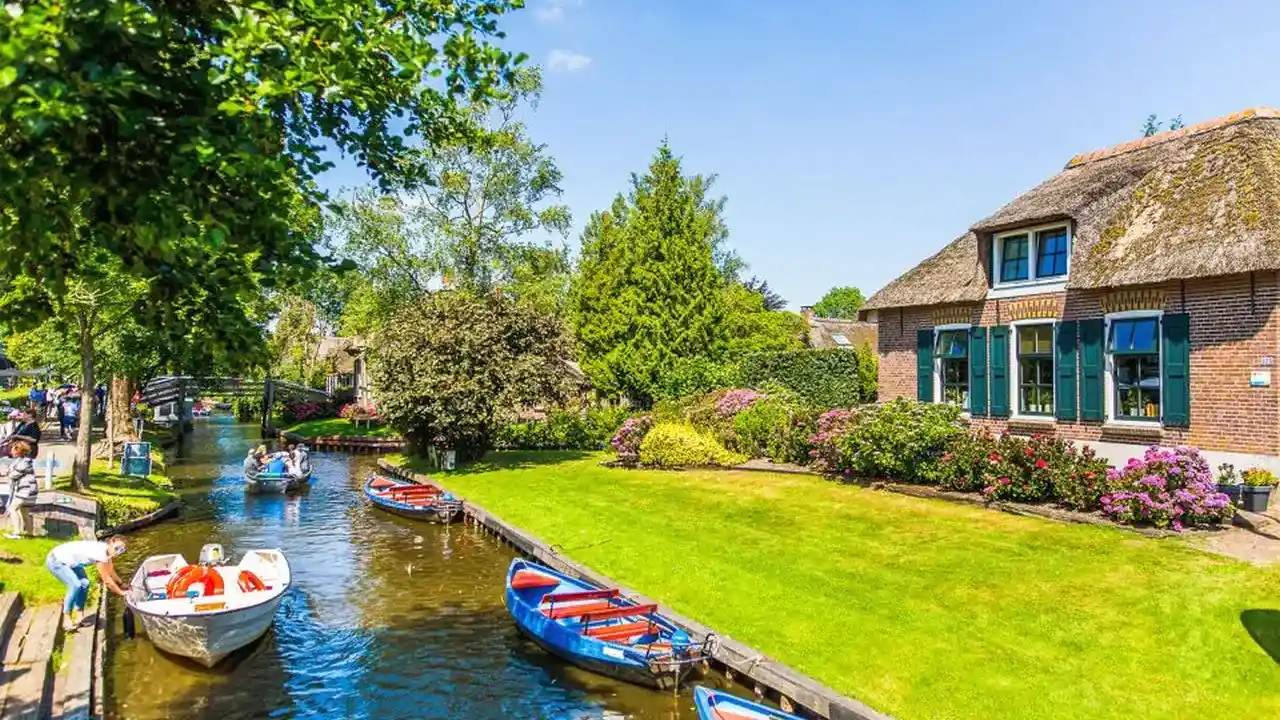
[1000,234,1029,282]
[1110,317,1160,420]
[993,223,1071,288]
[936,329,969,408]
[1036,227,1069,278]
[1016,324,1054,415]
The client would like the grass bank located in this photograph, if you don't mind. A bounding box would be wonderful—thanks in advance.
[54,459,176,528]
[284,417,399,439]
[388,450,1280,720]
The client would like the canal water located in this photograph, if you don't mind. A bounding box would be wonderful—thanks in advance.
[104,419,728,719]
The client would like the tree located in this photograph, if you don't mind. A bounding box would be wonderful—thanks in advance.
[369,292,571,459]
[571,143,730,406]
[812,286,866,319]
[1,0,526,487]
[1143,113,1185,137]
[743,276,787,311]
[722,283,805,355]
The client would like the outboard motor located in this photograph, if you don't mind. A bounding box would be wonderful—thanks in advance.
[199,543,227,566]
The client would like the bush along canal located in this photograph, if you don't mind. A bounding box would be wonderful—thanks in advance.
[103,419,765,719]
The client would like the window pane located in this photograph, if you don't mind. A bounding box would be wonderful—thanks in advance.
[1111,318,1160,353]
[1115,354,1161,419]
[941,358,969,408]
[1018,325,1053,355]
[1018,356,1054,415]
[1000,235,1029,282]
[936,330,968,359]
[1036,228,1069,277]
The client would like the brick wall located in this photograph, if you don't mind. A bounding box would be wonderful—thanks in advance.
[874,272,1280,457]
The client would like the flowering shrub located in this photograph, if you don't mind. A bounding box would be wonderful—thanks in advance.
[1242,467,1278,487]
[638,422,745,468]
[1101,446,1233,530]
[833,398,964,481]
[807,408,856,473]
[936,428,997,492]
[496,407,630,451]
[339,402,378,420]
[610,415,654,465]
[715,389,763,418]
[282,401,335,423]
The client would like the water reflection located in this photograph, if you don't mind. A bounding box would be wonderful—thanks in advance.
[106,419,734,719]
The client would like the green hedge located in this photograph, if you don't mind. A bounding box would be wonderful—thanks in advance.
[738,347,875,408]
[496,407,631,451]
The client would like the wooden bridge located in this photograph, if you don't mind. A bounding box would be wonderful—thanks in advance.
[141,376,331,431]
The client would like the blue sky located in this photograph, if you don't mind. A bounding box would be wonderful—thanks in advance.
[321,0,1280,309]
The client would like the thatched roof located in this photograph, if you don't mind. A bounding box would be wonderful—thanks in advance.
[864,107,1280,310]
[861,233,988,311]
[805,315,877,350]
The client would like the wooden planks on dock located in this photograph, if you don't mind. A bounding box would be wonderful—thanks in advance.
[0,604,59,719]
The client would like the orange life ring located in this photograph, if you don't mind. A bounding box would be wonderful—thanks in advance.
[166,565,225,598]
[238,570,266,593]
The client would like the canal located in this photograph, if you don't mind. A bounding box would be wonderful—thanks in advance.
[105,419,719,719]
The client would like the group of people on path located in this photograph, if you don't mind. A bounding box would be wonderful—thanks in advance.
[244,442,311,478]
[25,383,99,440]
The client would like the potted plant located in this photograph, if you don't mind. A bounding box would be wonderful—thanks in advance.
[1216,463,1242,505]
[1240,467,1278,513]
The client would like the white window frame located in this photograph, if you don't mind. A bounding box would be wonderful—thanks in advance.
[1009,319,1057,421]
[933,323,971,412]
[989,222,1072,299]
[1104,310,1164,427]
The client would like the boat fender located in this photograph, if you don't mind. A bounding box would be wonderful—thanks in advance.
[238,570,267,593]
[123,606,136,639]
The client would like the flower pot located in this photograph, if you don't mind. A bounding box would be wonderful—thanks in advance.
[1240,485,1274,513]
[1218,484,1242,505]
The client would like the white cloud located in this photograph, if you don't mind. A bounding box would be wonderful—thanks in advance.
[534,0,581,23]
[547,49,592,73]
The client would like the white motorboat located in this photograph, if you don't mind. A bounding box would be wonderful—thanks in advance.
[125,544,291,667]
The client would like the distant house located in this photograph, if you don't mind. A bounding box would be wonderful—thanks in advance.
[321,337,371,404]
[800,306,877,351]
[859,107,1280,469]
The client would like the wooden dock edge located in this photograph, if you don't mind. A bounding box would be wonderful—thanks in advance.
[378,458,892,720]
[278,429,406,453]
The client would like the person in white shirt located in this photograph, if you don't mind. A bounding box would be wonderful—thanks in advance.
[45,536,129,629]
[0,409,19,442]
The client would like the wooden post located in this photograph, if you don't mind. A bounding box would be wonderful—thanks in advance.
[261,378,275,433]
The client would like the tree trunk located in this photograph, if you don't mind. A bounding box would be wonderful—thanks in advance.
[73,311,95,491]
[107,375,136,447]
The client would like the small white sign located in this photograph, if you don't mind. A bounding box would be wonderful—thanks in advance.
[1251,371,1272,388]
[1263,356,1275,367]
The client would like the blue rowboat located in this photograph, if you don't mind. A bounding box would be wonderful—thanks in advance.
[363,474,463,524]
[504,558,712,689]
[693,686,803,719]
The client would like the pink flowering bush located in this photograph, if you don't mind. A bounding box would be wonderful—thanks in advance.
[1101,446,1233,530]
[610,415,654,465]
[715,389,763,418]
[281,400,336,423]
[807,408,857,473]
[339,402,378,420]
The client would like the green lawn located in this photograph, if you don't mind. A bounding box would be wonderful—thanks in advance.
[392,451,1280,720]
[285,417,400,439]
[0,385,29,404]
[0,536,74,604]
[55,461,177,527]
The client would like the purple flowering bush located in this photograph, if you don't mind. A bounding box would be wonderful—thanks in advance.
[1101,446,1233,530]
[715,389,763,417]
[807,408,857,473]
[610,415,654,465]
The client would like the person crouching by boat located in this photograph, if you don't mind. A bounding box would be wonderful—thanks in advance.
[46,536,128,630]
[3,441,37,539]
[292,444,311,477]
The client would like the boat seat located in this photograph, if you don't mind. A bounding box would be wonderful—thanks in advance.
[576,603,657,624]
[143,569,173,596]
[511,570,560,590]
[585,620,656,641]
[542,588,619,604]
[542,601,615,619]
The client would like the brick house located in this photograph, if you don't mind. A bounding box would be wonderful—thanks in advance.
[859,107,1280,470]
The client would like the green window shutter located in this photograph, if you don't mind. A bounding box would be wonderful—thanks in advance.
[917,329,934,402]
[969,328,988,416]
[1079,318,1105,421]
[1055,320,1078,421]
[989,326,1009,417]
[1162,313,1191,427]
